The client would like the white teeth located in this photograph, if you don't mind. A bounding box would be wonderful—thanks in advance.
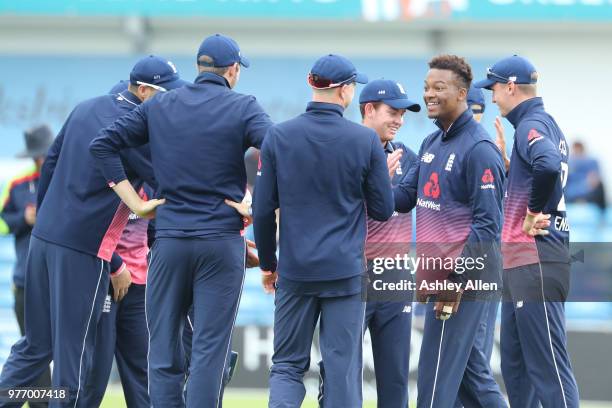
[427,102,439,106]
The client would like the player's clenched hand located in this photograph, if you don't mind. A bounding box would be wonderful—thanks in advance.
[111,266,132,302]
[261,270,277,294]
[135,198,166,219]
[246,239,259,268]
[386,149,403,179]
[494,116,510,172]
[522,211,551,237]
[434,288,462,320]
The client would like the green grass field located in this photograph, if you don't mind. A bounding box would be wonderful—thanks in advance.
[99,388,612,408]
[98,387,384,408]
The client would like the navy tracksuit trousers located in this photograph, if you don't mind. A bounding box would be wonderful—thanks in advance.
[453,296,499,408]
[0,236,109,408]
[80,284,149,408]
[417,300,507,408]
[146,236,245,408]
[269,287,366,408]
[365,300,413,408]
[318,299,413,408]
[501,262,579,408]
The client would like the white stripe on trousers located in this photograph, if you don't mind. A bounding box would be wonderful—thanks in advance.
[429,318,446,408]
[74,259,105,408]
[215,237,246,408]
[536,261,568,408]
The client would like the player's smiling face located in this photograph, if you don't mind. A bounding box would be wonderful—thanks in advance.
[370,103,405,143]
[423,69,461,121]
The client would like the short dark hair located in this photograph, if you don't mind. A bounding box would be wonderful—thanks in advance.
[428,54,473,90]
[197,55,231,76]
[359,101,383,119]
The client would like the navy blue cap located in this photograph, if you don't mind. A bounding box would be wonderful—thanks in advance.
[467,85,485,114]
[308,54,367,89]
[108,80,129,94]
[474,55,538,90]
[359,79,421,112]
[197,34,249,68]
[129,55,187,91]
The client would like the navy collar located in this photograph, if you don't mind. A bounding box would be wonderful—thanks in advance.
[384,141,395,153]
[434,108,473,141]
[306,102,344,117]
[117,90,143,107]
[194,72,231,88]
[506,97,544,129]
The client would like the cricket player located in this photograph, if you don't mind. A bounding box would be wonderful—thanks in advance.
[475,55,580,408]
[318,78,420,408]
[90,34,272,407]
[393,55,507,408]
[80,182,153,408]
[451,85,503,408]
[0,126,53,408]
[253,54,394,408]
[0,55,183,407]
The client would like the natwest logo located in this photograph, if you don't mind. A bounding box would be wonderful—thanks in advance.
[481,168,494,183]
[417,197,441,211]
[481,168,495,190]
[423,172,441,199]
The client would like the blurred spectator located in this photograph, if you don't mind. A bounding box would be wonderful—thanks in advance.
[566,141,606,211]
[0,124,53,408]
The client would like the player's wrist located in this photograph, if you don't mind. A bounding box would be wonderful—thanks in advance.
[526,208,541,217]
[111,262,127,276]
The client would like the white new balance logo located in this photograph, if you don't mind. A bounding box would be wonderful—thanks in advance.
[402,305,412,313]
[422,152,435,163]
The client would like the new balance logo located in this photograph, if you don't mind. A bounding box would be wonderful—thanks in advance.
[421,152,435,163]
[402,305,412,313]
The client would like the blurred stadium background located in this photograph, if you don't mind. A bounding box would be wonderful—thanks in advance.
[1,0,612,406]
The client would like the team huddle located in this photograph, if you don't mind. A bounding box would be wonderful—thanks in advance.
[0,33,578,408]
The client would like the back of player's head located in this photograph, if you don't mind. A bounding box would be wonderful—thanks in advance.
[197,34,249,69]
[467,85,485,114]
[308,54,368,90]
